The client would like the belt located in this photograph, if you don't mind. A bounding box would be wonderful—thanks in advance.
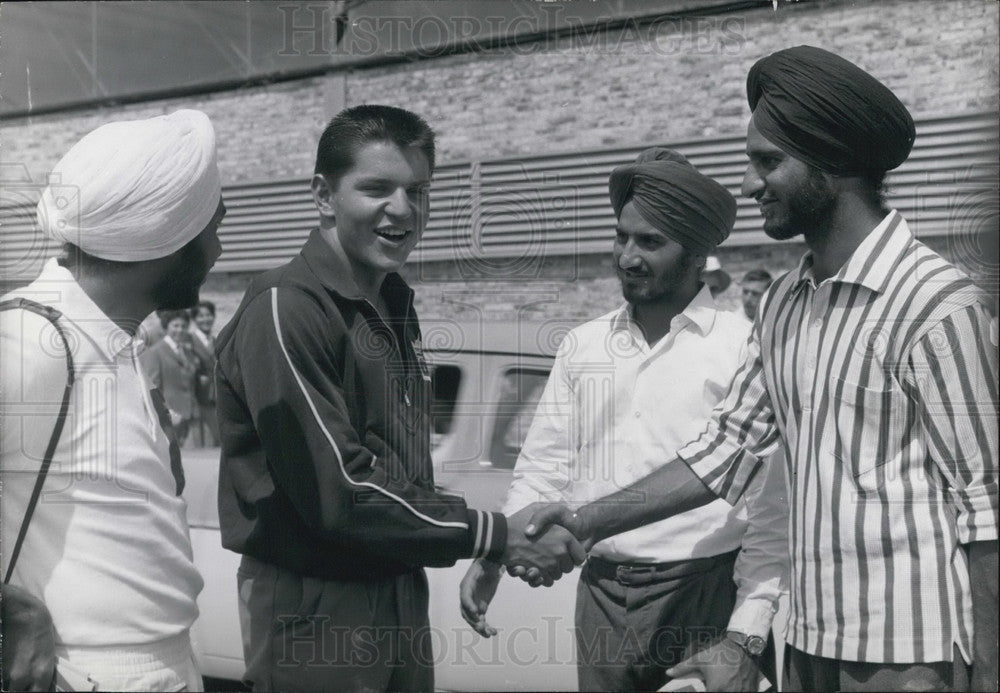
[585,548,739,587]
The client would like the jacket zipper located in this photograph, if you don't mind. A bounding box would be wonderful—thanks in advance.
[360,297,413,407]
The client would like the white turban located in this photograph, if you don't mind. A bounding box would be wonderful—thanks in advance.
[37,109,222,262]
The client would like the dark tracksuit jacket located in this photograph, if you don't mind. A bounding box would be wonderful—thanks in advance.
[215,229,507,581]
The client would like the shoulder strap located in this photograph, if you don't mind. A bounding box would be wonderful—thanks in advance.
[1,298,76,584]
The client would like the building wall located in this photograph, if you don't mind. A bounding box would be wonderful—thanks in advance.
[3,0,997,326]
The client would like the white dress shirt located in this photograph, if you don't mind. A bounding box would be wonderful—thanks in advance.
[503,285,788,638]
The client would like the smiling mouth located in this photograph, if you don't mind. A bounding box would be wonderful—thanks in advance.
[375,226,412,241]
[619,270,649,281]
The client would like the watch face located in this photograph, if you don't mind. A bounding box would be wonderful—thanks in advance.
[746,635,767,656]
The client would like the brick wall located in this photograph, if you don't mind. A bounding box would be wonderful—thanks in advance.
[4,0,997,328]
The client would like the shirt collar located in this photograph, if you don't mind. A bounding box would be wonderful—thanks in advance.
[300,227,414,309]
[611,283,719,339]
[34,258,139,361]
[682,283,720,336]
[794,210,908,294]
[191,328,212,348]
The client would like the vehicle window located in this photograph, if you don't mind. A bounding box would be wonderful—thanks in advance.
[430,364,462,448]
[489,368,548,469]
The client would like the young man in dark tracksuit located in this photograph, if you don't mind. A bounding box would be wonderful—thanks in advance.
[215,105,584,692]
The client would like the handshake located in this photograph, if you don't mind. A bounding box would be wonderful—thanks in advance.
[461,502,589,638]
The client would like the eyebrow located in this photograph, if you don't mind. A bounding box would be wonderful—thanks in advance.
[746,141,784,157]
[615,226,668,240]
[356,175,431,186]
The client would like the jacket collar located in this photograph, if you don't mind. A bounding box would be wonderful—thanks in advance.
[300,228,415,314]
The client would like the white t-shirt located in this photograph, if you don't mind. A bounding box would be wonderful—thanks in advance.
[1,259,203,646]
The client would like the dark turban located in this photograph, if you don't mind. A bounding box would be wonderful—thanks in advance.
[608,148,736,256]
[747,45,915,175]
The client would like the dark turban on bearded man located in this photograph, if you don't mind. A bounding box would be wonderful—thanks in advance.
[747,45,915,176]
[609,148,736,257]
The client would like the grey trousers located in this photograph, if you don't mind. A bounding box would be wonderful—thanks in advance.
[783,643,971,692]
[237,556,433,693]
[575,549,774,692]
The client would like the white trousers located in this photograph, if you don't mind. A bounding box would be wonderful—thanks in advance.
[56,630,202,692]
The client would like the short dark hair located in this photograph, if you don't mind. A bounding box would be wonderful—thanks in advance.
[743,268,773,286]
[159,309,190,330]
[191,300,216,318]
[314,104,436,188]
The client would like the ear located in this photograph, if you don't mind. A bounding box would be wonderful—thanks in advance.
[820,170,846,194]
[311,173,337,222]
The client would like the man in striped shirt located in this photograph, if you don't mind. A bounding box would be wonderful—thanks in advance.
[519,46,998,691]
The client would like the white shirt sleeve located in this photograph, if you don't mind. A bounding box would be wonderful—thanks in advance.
[727,447,790,639]
[502,340,577,515]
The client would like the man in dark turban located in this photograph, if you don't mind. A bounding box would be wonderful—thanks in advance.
[608,147,737,256]
[461,147,788,692]
[517,46,998,693]
[747,44,915,176]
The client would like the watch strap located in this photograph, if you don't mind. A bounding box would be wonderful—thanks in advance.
[725,629,766,657]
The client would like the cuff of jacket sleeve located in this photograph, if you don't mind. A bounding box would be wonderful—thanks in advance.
[468,510,508,562]
[727,596,780,641]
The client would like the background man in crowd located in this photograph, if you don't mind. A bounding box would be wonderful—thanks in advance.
[519,45,998,692]
[461,148,788,692]
[214,104,584,693]
[701,255,732,297]
[739,268,773,321]
[188,300,219,447]
[1,110,224,691]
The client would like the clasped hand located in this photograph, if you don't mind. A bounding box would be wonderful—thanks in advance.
[504,502,592,586]
[460,502,586,637]
[500,502,587,587]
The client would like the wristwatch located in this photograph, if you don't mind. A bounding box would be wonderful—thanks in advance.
[725,630,767,657]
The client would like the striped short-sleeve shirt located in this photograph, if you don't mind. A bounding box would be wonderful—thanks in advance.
[679,211,998,664]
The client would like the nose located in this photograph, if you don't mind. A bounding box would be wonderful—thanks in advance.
[741,164,764,199]
[616,239,642,270]
[385,187,412,220]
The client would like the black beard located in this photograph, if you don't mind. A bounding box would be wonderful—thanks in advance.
[616,253,695,305]
[764,170,837,240]
[151,243,208,310]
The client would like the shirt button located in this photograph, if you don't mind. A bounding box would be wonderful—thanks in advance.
[813,319,822,329]
[634,411,641,418]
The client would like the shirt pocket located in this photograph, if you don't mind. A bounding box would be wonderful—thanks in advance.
[832,376,907,488]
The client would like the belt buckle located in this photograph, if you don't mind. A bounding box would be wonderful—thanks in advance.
[615,564,652,586]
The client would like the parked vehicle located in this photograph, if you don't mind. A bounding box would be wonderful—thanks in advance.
[182,319,582,690]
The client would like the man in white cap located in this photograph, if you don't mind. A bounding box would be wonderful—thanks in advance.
[701,255,732,298]
[1,109,225,691]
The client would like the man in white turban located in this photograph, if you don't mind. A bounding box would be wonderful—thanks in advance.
[1,109,225,691]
